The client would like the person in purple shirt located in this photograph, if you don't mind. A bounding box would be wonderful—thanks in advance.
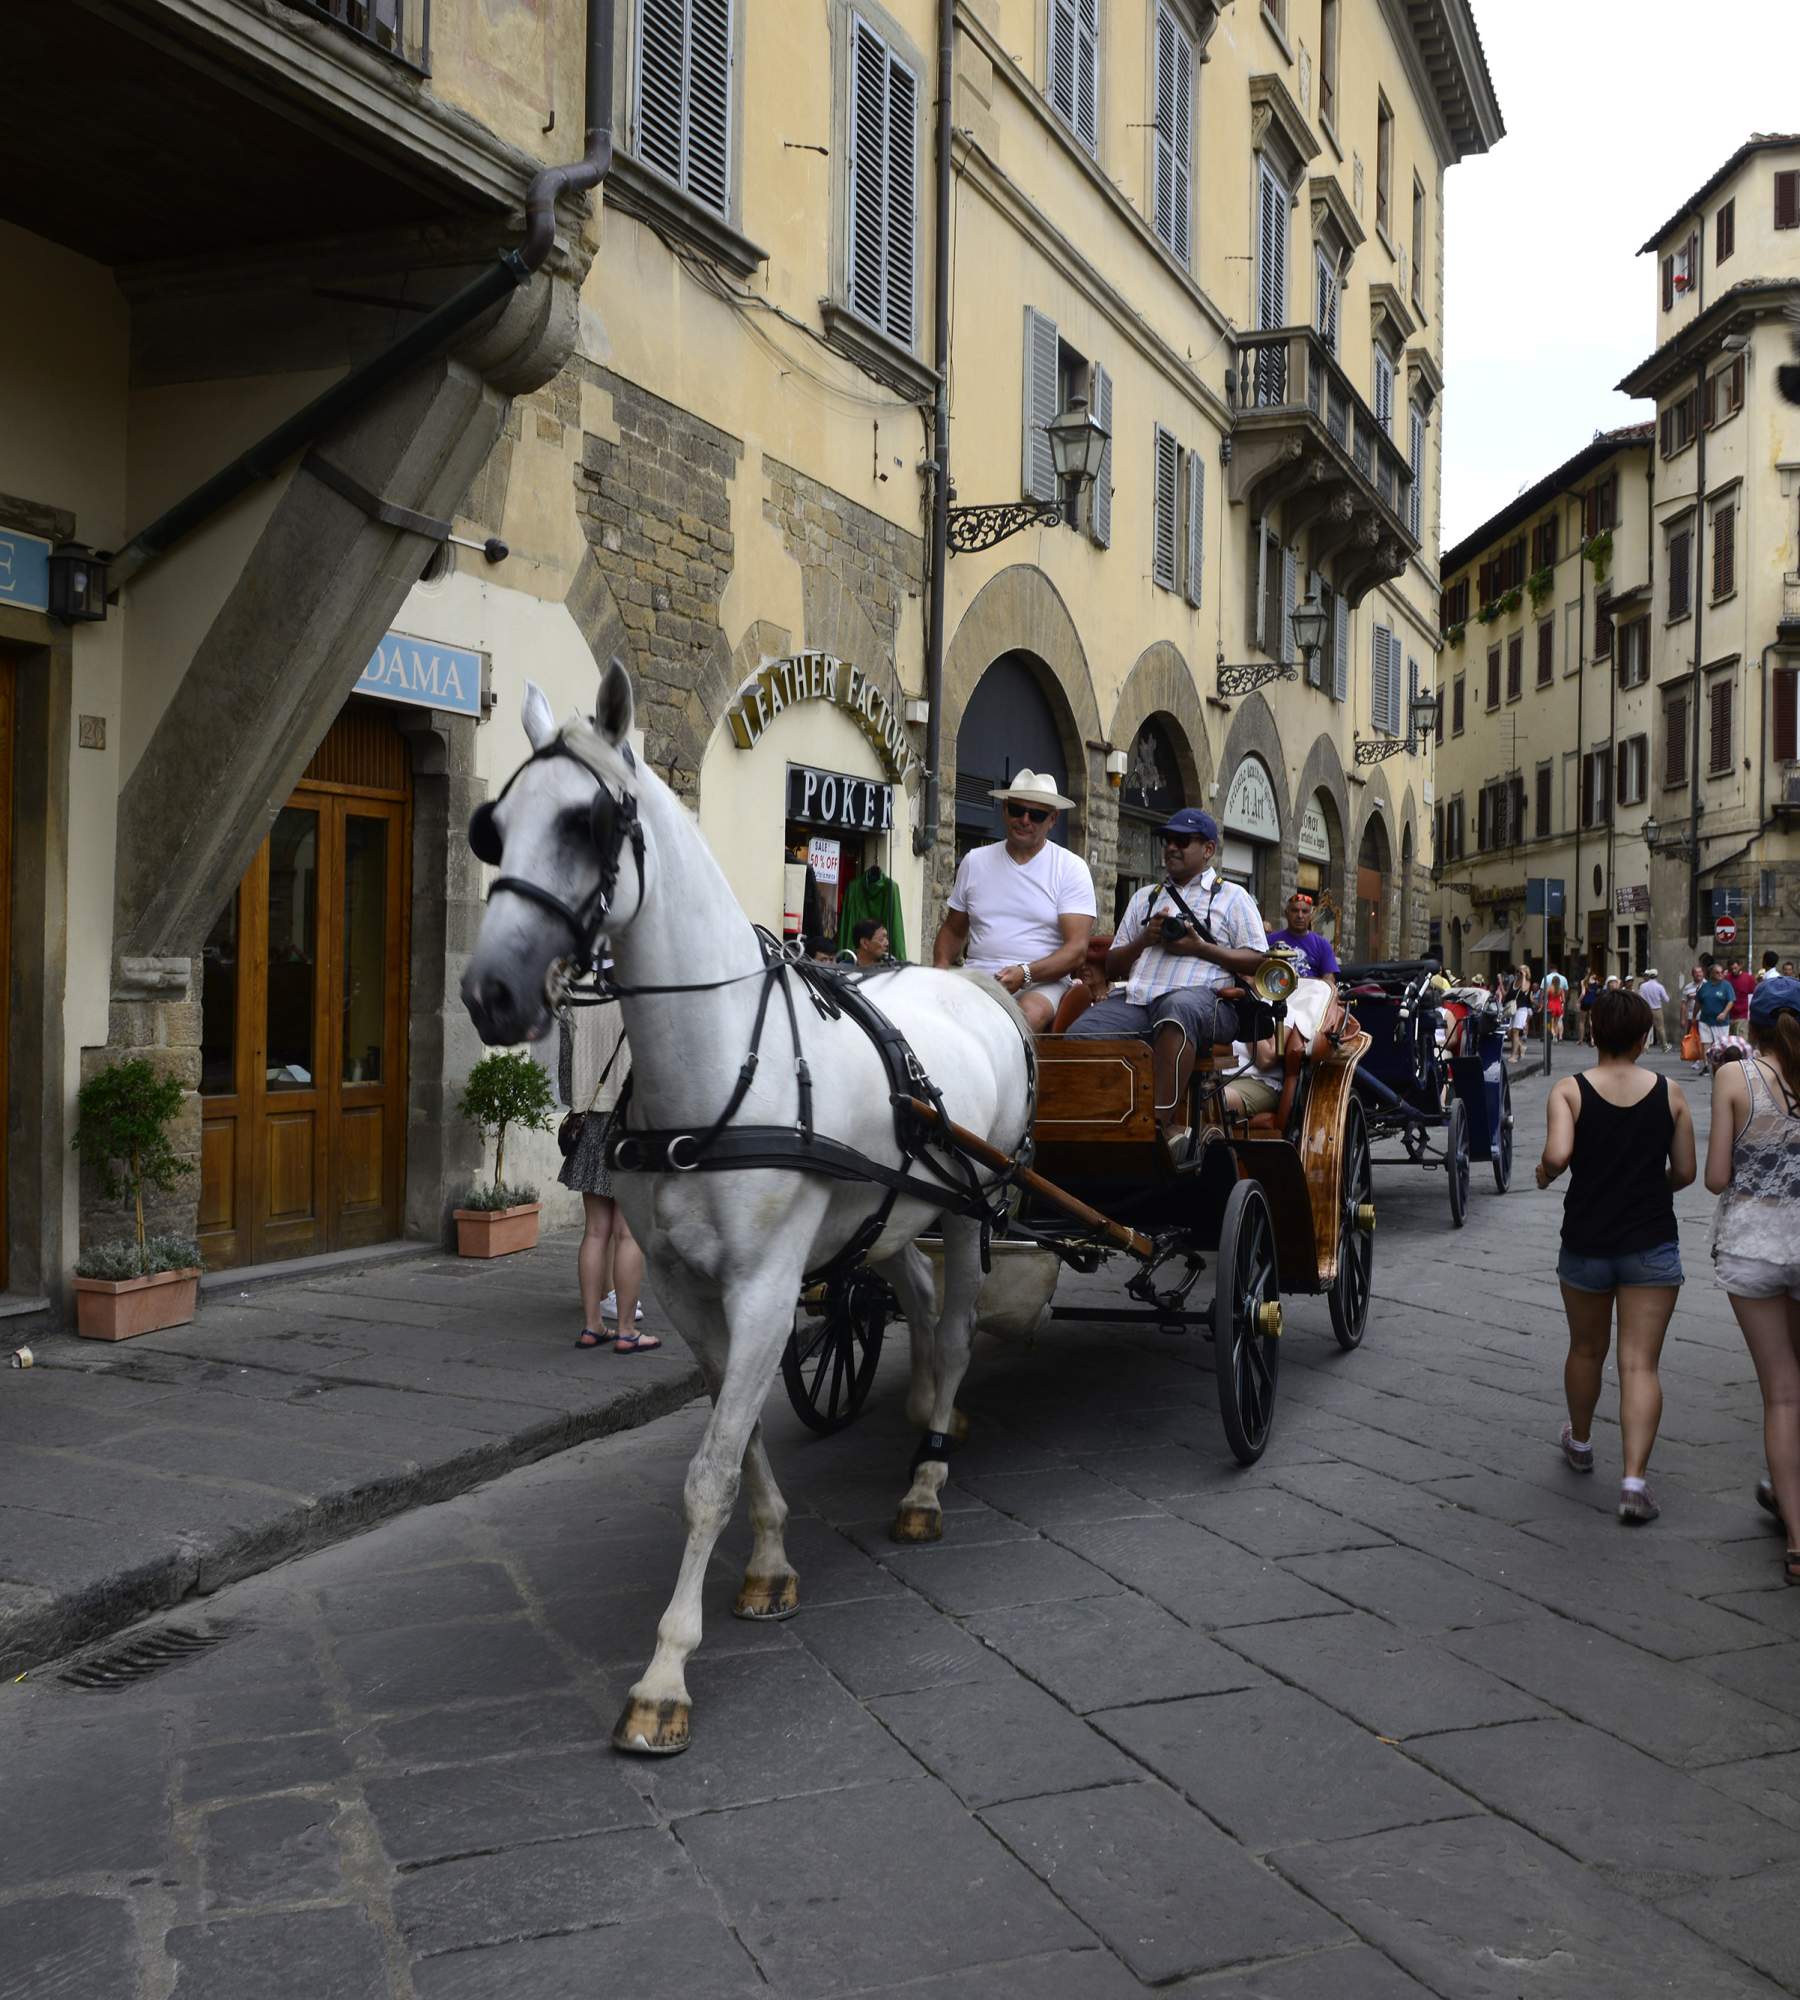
[1267,893,1339,987]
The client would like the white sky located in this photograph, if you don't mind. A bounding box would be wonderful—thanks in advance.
[1439,0,1798,552]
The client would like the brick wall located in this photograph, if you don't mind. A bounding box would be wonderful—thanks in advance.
[761,455,925,665]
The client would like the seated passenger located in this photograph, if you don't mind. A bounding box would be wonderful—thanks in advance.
[1267,893,1339,990]
[1067,808,1270,1146]
[1049,939,1115,1033]
[851,918,892,968]
[1221,1032,1283,1121]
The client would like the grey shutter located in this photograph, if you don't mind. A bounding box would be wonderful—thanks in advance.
[1184,449,1204,606]
[1314,250,1338,354]
[1049,0,1077,129]
[1280,545,1296,661]
[1152,425,1179,591]
[847,21,917,347]
[1407,655,1420,739]
[1373,349,1393,433]
[1169,16,1192,264]
[882,55,917,345]
[1022,307,1059,501]
[636,0,687,186]
[1407,407,1424,539]
[684,0,732,215]
[1257,161,1286,331]
[1152,7,1176,252]
[1089,363,1113,548]
[1373,625,1393,732]
[1075,0,1099,151]
[1332,592,1349,701]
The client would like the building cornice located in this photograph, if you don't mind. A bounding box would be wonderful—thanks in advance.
[1616,279,1800,400]
[1310,174,1365,264]
[1378,0,1505,165]
[1442,426,1655,576]
[1249,73,1321,184]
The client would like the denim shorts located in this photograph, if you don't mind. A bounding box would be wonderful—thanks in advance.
[1557,1240,1684,1293]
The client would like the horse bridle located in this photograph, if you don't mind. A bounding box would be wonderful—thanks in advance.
[468,735,645,974]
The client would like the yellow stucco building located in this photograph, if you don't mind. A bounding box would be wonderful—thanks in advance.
[0,0,1498,1311]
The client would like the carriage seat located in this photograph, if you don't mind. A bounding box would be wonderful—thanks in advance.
[1230,994,1353,1136]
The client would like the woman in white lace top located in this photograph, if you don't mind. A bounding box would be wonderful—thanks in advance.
[1704,974,1800,1582]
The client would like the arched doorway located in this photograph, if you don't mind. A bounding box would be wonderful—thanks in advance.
[1113,716,1185,926]
[200,700,411,1268]
[1400,824,1415,954]
[1297,788,1342,949]
[954,652,1073,864]
[1356,814,1391,962]
[1222,755,1281,912]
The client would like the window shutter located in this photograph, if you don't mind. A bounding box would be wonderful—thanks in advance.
[1452,676,1464,732]
[1049,0,1099,152]
[1717,199,1735,262]
[1373,350,1393,434]
[1089,363,1113,548]
[1170,20,1192,264]
[1153,7,1193,263]
[1408,406,1424,539]
[882,57,917,345]
[1372,625,1392,732]
[1668,527,1691,619]
[1713,503,1735,598]
[1537,619,1554,686]
[1732,354,1745,411]
[1332,593,1349,702]
[1659,407,1673,458]
[1665,696,1688,785]
[636,0,687,185]
[1478,787,1490,852]
[1536,764,1552,836]
[1506,633,1522,701]
[1049,0,1077,131]
[1711,679,1732,773]
[1774,668,1799,764]
[1022,307,1059,501]
[1580,755,1593,829]
[847,19,916,345]
[1661,255,1674,312]
[1257,161,1287,332]
[1776,170,1800,231]
[636,0,733,216]
[1152,424,1179,590]
[1279,544,1295,658]
[1486,647,1500,709]
[1185,451,1205,607]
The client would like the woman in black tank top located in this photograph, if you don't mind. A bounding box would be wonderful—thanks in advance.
[1536,989,1697,1524]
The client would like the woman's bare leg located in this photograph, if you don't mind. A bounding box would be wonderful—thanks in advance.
[1561,1282,1614,1446]
[1614,1284,1677,1481]
[1731,1293,1800,1551]
[579,1193,616,1332]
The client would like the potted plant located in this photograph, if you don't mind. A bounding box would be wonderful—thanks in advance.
[454,1050,554,1257]
[1526,564,1555,609]
[71,1058,201,1340]
[1444,621,1467,647]
[1581,529,1613,586]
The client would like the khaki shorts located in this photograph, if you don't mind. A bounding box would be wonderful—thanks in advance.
[1224,1074,1281,1116]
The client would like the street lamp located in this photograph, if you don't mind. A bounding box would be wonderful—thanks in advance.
[1643,809,1702,858]
[1217,589,1329,697]
[1354,686,1440,764]
[946,397,1110,555]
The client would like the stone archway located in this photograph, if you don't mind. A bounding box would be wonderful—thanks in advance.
[1291,733,1353,947]
[1215,693,1294,917]
[939,565,1103,908]
[1108,643,1214,930]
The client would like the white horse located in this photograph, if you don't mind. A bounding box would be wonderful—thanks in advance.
[460,662,1034,1755]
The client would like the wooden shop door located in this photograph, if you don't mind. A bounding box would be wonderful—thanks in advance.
[199,706,410,1268]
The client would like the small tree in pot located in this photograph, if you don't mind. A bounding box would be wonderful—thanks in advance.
[454,1050,555,1257]
[71,1058,201,1339]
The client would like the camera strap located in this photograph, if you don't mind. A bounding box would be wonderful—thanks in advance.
[1159,873,1221,944]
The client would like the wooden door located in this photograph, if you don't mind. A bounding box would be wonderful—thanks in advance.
[1355,867,1383,962]
[200,708,409,1267]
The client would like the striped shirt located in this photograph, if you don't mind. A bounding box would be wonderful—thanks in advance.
[1117,871,1268,1006]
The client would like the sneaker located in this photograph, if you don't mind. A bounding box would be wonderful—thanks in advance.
[1560,1423,1595,1474]
[1619,1483,1660,1524]
[599,1291,643,1324]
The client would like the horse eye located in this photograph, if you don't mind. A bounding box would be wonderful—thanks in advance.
[558,805,592,841]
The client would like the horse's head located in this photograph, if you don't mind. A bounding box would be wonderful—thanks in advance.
[460,659,647,1046]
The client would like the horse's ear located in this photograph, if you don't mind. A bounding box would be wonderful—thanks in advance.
[595,657,635,747]
[521,679,557,752]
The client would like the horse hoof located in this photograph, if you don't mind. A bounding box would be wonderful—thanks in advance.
[733,1571,800,1621]
[949,1407,972,1444]
[891,1505,943,1544]
[611,1696,692,1756]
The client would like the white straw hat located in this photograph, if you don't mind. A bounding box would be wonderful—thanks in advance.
[990,768,1075,811]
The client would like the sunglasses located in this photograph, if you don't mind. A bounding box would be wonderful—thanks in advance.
[1161,833,1204,847]
[1005,803,1053,824]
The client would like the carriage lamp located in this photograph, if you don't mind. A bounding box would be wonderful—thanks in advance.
[48,542,110,622]
[946,397,1110,555]
[1216,590,1327,698]
[1354,686,1440,764]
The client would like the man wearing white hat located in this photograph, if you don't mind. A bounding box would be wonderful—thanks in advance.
[932,769,1096,1032]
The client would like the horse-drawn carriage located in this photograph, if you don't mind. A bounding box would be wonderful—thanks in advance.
[1339,959,1513,1225]
[782,967,1376,1466]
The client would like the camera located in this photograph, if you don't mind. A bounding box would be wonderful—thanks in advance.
[1158,914,1192,944]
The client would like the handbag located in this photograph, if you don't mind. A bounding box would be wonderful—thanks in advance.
[557,1038,623,1158]
[1681,1025,1702,1063]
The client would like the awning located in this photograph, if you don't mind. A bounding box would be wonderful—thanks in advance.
[1469,928,1510,954]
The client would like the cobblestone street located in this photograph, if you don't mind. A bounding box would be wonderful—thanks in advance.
[8,1048,1800,1998]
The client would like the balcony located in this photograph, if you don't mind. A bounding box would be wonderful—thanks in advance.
[1227,327,1419,607]
[281,0,430,72]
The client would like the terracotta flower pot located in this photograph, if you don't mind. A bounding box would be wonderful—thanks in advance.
[73,1266,200,1342]
[453,1202,541,1259]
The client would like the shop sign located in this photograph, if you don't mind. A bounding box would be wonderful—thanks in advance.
[807,836,841,886]
[786,761,894,832]
[729,652,920,784]
[1298,796,1332,862]
[1224,757,1280,842]
[356,632,484,717]
[1614,883,1650,916]
[0,526,52,614]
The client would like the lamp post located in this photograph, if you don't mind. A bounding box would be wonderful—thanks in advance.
[946,397,1110,555]
[1354,686,1440,764]
[1216,589,1329,697]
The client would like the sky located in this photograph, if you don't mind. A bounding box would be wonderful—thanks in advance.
[1438,0,1798,551]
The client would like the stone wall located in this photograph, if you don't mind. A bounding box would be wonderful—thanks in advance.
[761,455,925,671]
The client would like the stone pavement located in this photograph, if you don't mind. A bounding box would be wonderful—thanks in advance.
[8,1046,1800,1997]
[0,1243,701,1677]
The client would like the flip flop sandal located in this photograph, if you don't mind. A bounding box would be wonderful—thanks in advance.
[613,1330,662,1354]
[575,1328,608,1349]
[1757,1478,1780,1520]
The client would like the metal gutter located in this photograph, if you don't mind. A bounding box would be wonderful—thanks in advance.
[916,0,953,861]
[109,0,614,592]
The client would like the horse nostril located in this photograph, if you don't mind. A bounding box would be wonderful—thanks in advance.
[481,973,514,1025]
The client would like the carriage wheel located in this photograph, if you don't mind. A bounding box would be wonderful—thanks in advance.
[1445,1097,1471,1229]
[1329,1098,1375,1352]
[1214,1179,1281,1465]
[780,1269,889,1434]
[1492,1072,1515,1194]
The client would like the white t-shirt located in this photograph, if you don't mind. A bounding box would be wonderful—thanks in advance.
[948,840,1096,976]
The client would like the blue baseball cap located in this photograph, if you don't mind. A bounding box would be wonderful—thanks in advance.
[1159,807,1220,843]
[1749,975,1800,1026]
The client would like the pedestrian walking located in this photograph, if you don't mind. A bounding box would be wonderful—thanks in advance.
[1729,958,1756,1027]
[1703,975,1800,1582]
[1638,968,1670,1050]
[1695,959,1736,1073]
[1507,965,1534,1064]
[1578,971,1601,1045]
[558,1002,656,1353]
[1543,967,1569,1041]
[1536,988,1696,1523]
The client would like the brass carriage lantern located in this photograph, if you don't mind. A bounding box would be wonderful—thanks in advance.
[1355,685,1440,764]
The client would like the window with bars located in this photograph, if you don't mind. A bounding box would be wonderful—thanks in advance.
[1375,93,1393,237]
[287,0,426,68]
[1668,521,1693,620]
[1712,500,1737,599]
[1665,693,1689,787]
[1536,618,1554,687]
[1452,675,1465,735]
[846,16,919,348]
[1776,169,1800,231]
[1617,735,1648,808]
[1717,198,1736,264]
[1047,0,1099,153]
[1506,633,1523,702]
[1152,3,1194,265]
[1536,763,1553,838]
[1709,677,1734,775]
[1706,356,1745,426]
[1486,646,1500,711]
[1618,620,1648,689]
[1774,667,1799,764]
[636,0,734,217]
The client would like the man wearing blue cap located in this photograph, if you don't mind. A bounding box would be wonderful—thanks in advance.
[1066,807,1270,1145]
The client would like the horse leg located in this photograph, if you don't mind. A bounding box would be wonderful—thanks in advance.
[681,1324,799,1625]
[891,1216,983,1543]
[612,1258,808,1757]
[887,1242,972,1444]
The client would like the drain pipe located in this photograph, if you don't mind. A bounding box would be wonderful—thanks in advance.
[110,0,615,591]
[915,0,954,859]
